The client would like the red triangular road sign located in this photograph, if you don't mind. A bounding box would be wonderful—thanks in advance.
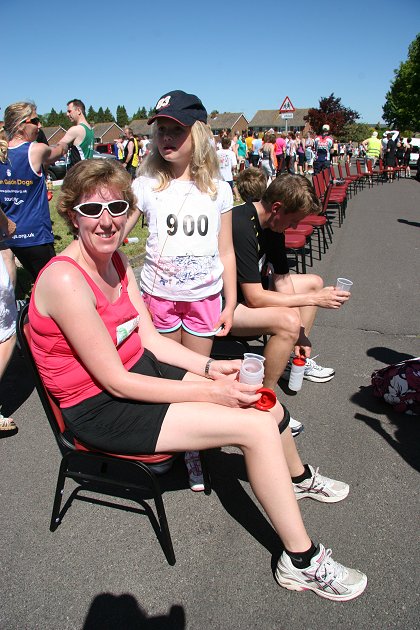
[279,96,295,113]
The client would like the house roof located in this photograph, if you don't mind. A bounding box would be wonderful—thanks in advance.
[92,122,122,137]
[249,108,310,128]
[207,113,248,130]
[42,126,66,140]
[129,119,152,136]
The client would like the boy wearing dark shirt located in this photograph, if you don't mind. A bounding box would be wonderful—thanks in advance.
[230,169,350,390]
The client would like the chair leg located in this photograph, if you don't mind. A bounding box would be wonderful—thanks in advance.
[136,462,176,565]
[199,451,212,496]
[50,456,69,531]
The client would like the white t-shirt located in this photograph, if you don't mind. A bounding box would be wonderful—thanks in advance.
[132,176,233,300]
[216,148,237,182]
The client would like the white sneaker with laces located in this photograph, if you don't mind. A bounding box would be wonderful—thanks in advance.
[184,451,204,492]
[275,544,367,601]
[289,417,304,438]
[302,356,335,382]
[293,465,349,502]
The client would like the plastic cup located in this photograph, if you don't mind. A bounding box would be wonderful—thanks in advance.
[336,277,353,291]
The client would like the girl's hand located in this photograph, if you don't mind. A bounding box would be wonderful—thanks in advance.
[209,378,262,408]
[214,307,234,336]
[207,359,242,381]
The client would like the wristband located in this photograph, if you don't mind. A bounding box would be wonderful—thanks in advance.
[204,358,214,378]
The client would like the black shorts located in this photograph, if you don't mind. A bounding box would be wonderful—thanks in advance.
[62,349,186,454]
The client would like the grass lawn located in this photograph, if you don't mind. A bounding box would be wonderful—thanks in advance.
[15,188,149,299]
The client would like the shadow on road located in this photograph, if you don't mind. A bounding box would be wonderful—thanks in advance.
[83,593,185,629]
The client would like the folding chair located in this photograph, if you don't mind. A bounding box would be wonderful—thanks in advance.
[17,304,211,566]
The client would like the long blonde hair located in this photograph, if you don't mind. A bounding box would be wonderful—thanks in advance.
[139,120,220,198]
[0,101,35,163]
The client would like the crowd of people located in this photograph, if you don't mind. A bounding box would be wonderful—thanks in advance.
[2,90,395,603]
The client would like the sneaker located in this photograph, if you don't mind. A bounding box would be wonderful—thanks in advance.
[290,417,304,438]
[293,465,349,503]
[275,544,367,601]
[283,356,335,384]
[184,451,204,492]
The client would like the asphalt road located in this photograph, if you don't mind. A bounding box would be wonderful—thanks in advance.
[1,175,419,630]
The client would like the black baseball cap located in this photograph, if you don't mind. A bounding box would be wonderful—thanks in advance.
[147,90,208,126]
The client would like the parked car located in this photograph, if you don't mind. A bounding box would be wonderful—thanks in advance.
[47,150,117,181]
[403,137,420,167]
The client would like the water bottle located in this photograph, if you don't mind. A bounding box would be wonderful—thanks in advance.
[123,237,139,244]
[239,354,265,393]
[288,357,306,392]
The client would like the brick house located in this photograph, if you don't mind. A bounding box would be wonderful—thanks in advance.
[248,109,312,135]
[208,112,249,137]
[92,122,123,145]
[42,126,67,143]
[129,119,152,138]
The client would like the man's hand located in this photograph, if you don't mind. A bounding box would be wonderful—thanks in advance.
[314,286,350,309]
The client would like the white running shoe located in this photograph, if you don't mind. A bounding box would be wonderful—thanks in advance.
[293,465,349,503]
[289,417,304,438]
[184,451,205,492]
[283,356,335,383]
[275,544,367,601]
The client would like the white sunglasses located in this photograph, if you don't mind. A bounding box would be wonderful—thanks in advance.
[73,200,129,218]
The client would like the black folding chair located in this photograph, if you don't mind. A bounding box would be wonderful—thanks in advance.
[17,304,211,565]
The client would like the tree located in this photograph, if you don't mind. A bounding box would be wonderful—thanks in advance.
[46,107,59,127]
[116,105,129,127]
[383,33,420,131]
[304,93,360,136]
[210,110,219,118]
[96,107,106,122]
[104,107,115,122]
[341,122,377,144]
[131,106,148,120]
[87,105,97,124]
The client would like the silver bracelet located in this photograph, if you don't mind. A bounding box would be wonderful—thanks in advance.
[204,358,214,378]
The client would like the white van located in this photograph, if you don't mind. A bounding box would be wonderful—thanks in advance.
[403,137,420,166]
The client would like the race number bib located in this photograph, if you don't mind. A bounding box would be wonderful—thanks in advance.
[156,202,219,257]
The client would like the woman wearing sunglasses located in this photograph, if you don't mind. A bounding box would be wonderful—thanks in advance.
[0,101,68,281]
[28,157,367,602]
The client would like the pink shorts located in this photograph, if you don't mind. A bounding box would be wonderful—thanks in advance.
[142,292,222,337]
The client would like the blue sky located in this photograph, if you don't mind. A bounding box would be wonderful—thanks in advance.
[2,1,419,125]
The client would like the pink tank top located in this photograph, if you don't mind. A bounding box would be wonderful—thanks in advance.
[28,252,143,407]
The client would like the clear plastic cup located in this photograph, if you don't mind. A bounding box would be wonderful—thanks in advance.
[336,278,353,291]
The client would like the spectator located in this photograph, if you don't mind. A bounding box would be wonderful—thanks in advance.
[61,99,94,169]
[313,125,333,174]
[0,101,68,281]
[122,127,139,179]
[229,168,347,395]
[0,209,17,432]
[126,90,237,491]
[260,132,277,183]
[275,132,287,175]
[295,132,306,176]
[217,137,240,201]
[362,131,381,172]
[250,132,262,168]
[236,133,247,172]
[28,156,367,601]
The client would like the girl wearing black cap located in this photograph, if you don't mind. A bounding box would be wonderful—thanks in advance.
[127,91,237,491]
